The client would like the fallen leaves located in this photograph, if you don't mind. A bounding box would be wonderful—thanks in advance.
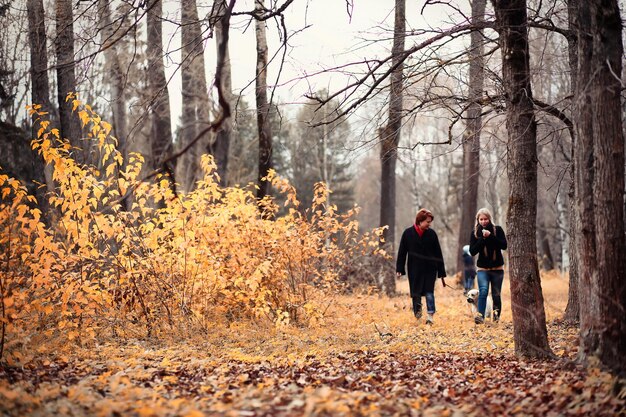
[1,274,624,416]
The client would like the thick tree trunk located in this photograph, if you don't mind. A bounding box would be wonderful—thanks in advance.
[210,0,233,187]
[576,0,626,375]
[492,0,552,359]
[563,0,579,324]
[180,0,211,192]
[146,0,175,192]
[26,0,55,219]
[55,0,83,164]
[255,0,272,202]
[456,0,485,279]
[379,0,405,296]
[574,0,598,354]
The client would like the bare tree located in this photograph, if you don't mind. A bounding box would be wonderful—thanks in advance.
[563,0,580,325]
[378,0,405,296]
[492,0,552,359]
[98,0,128,157]
[146,0,175,191]
[255,0,272,202]
[55,0,83,163]
[26,0,55,215]
[574,0,626,375]
[179,0,211,192]
[209,0,233,187]
[456,0,486,279]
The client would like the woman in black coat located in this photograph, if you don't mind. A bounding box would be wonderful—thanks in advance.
[396,208,447,325]
[469,207,507,324]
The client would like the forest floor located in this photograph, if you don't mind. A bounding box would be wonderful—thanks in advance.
[1,272,625,417]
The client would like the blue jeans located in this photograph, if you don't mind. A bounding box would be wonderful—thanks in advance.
[464,271,476,291]
[476,270,504,317]
[412,292,436,315]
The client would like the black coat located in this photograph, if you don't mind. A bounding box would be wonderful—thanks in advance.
[396,226,446,297]
[469,224,507,268]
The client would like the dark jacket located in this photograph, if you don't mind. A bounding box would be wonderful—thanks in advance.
[396,226,446,297]
[469,224,507,269]
[463,253,476,276]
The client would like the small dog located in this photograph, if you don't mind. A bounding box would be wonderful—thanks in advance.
[466,289,493,319]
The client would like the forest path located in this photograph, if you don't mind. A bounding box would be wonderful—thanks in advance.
[1,273,624,416]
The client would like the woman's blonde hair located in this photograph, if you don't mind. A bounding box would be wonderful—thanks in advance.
[474,207,498,259]
[474,207,495,237]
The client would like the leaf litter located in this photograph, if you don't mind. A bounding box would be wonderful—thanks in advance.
[1,273,625,416]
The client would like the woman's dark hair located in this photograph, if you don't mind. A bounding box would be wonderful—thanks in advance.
[415,208,434,225]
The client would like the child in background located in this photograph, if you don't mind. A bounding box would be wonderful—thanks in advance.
[462,244,476,296]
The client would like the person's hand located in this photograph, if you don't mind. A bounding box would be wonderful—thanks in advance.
[396,272,402,278]
[482,229,491,238]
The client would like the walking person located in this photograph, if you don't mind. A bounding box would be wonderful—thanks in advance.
[462,244,476,296]
[469,207,507,324]
[396,208,447,325]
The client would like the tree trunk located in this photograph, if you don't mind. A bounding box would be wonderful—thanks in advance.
[180,0,211,192]
[563,0,579,324]
[255,0,272,202]
[379,0,405,296]
[146,0,175,191]
[210,0,233,187]
[492,0,552,359]
[575,0,626,375]
[27,0,55,219]
[98,0,130,209]
[537,221,554,270]
[55,0,83,164]
[456,0,485,279]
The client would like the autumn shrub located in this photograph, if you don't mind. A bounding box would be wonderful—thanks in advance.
[0,101,388,363]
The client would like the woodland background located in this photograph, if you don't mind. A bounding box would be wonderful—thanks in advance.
[0,0,625,415]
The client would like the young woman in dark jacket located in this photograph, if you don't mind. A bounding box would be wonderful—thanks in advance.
[396,208,447,325]
[469,207,507,323]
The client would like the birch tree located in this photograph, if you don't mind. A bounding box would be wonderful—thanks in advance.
[255,0,272,202]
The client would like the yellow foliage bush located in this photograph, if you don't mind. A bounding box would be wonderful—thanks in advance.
[0,101,388,363]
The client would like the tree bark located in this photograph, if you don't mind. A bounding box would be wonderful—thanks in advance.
[179,0,211,192]
[27,0,55,218]
[537,221,554,270]
[55,0,83,164]
[255,0,272,202]
[456,0,485,279]
[575,0,626,375]
[492,0,552,359]
[146,0,175,192]
[563,0,580,324]
[379,0,405,296]
[210,0,233,187]
[98,0,130,209]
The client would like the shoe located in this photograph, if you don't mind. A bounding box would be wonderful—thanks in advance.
[426,314,434,325]
[414,310,422,319]
[474,315,484,324]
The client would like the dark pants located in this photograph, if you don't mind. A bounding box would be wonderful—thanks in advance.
[411,293,436,316]
[464,270,476,291]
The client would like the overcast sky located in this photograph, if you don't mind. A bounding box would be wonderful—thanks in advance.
[163,0,460,126]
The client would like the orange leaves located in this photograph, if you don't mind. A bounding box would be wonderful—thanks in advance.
[1,101,391,369]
